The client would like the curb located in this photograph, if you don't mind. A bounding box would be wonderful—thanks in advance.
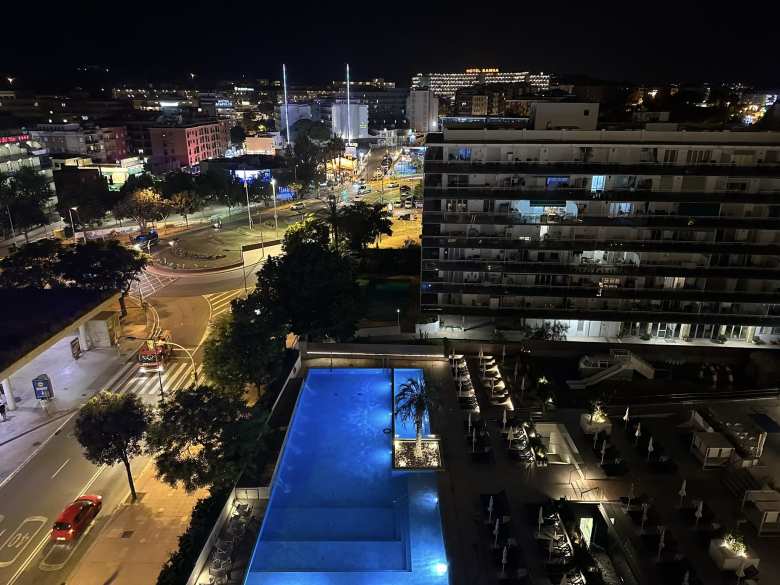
[147,239,282,276]
[0,408,78,448]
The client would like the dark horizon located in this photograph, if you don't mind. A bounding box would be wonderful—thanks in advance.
[2,1,777,90]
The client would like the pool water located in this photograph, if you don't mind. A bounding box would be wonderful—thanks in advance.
[245,368,449,585]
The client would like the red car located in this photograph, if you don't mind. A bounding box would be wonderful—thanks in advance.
[50,495,102,541]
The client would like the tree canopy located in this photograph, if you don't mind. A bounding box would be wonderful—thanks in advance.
[0,238,63,288]
[339,201,393,251]
[113,187,171,232]
[0,167,53,241]
[254,241,361,341]
[148,385,263,492]
[202,300,287,393]
[57,240,147,316]
[75,391,151,501]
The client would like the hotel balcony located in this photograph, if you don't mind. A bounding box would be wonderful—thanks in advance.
[422,187,780,205]
[421,235,780,256]
[423,160,780,178]
[420,259,780,280]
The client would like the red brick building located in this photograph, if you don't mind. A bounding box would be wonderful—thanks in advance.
[149,120,230,173]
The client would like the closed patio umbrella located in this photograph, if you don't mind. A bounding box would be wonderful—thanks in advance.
[538,505,544,535]
[657,525,666,561]
[681,570,690,585]
[493,517,500,548]
[635,422,642,445]
[502,408,507,431]
[487,495,494,524]
[641,503,649,532]
[623,406,630,428]
[694,500,703,527]
[678,480,687,508]
[601,438,607,465]
[647,436,654,461]
[501,545,508,576]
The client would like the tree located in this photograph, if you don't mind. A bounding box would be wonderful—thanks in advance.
[0,238,64,288]
[113,187,170,233]
[161,171,202,227]
[148,385,264,492]
[229,125,246,147]
[195,170,242,218]
[291,133,324,188]
[282,215,330,253]
[57,240,147,317]
[118,172,157,198]
[395,377,438,457]
[324,197,343,251]
[6,167,52,242]
[74,391,151,501]
[255,241,361,341]
[55,176,115,232]
[339,201,393,251]
[202,300,286,393]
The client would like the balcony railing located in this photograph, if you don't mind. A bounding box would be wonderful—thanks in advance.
[421,259,780,280]
[421,236,780,255]
[424,160,780,177]
[422,187,780,205]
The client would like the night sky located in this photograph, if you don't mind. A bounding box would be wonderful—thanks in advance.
[2,1,777,88]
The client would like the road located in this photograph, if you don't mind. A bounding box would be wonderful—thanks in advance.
[0,288,245,585]
[0,152,421,585]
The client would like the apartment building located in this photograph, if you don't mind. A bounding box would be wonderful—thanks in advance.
[412,69,552,101]
[420,121,780,343]
[148,119,230,173]
[407,89,439,133]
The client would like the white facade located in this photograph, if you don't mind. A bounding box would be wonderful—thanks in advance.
[531,102,599,130]
[421,125,780,344]
[406,90,439,133]
[331,102,369,140]
[274,103,312,137]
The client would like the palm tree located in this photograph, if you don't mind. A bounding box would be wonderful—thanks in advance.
[395,377,438,457]
[324,198,342,252]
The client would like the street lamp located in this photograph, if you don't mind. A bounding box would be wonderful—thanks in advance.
[243,179,253,230]
[396,308,401,328]
[271,178,279,239]
[126,336,198,385]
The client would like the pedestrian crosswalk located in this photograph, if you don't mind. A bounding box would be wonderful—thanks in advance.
[111,360,205,398]
[204,289,245,321]
[134,271,178,299]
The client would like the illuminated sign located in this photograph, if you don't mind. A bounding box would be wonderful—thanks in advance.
[216,100,233,108]
[465,68,500,74]
[233,169,272,183]
[0,133,30,144]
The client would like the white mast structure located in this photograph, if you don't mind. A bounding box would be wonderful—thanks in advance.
[282,64,291,146]
[346,63,351,142]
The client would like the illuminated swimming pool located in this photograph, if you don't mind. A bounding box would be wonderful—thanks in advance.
[245,368,449,585]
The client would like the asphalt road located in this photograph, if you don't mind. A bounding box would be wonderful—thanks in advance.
[0,292,225,585]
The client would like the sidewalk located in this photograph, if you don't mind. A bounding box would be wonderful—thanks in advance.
[69,461,207,585]
[0,298,150,483]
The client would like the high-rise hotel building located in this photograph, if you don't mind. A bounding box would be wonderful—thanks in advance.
[420,121,780,343]
[412,69,551,102]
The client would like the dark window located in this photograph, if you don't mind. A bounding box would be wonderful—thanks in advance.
[584,109,590,116]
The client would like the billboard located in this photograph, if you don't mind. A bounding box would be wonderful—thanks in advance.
[233,169,272,183]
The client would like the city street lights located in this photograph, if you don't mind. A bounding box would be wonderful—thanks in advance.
[396,308,401,329]
[243,179,253,230]
[271,178,279,239]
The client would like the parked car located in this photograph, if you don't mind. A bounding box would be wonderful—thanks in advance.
[291,202,305,211]
[387,182,399,189]
[51,495,102,542]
